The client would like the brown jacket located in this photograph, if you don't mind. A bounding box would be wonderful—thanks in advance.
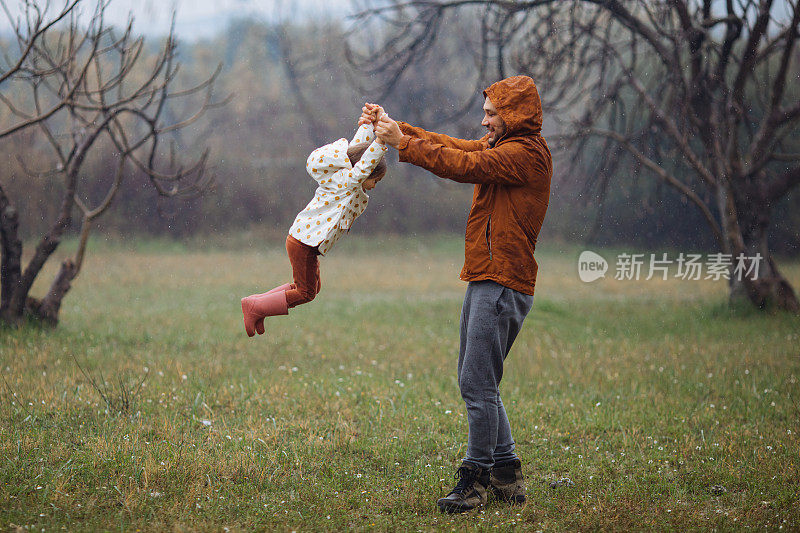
[396,75,552,295]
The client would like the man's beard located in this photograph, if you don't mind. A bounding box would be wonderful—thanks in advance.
[487,127,506,148]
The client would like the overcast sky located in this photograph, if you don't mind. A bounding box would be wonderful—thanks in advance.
[2,0,354,40]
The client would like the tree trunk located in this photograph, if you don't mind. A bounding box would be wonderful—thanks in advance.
[729,247,800,312]
[1,185,79,327]
[36,259,78,326]
[0,187,23,326]
[728,179,800,312]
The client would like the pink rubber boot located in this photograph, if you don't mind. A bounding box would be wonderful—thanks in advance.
[241,291,288,337]
[253,283,294,334]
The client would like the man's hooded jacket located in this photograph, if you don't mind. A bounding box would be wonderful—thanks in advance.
[396,75,552,295]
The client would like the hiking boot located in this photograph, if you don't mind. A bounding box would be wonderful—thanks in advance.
[489,458,526,504]
[436,463,489,514]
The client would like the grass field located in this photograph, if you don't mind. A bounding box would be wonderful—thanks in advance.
[1,236,799,531]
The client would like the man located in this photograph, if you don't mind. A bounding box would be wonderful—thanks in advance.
[362,75,552,513]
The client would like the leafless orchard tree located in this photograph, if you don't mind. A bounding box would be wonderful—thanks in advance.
[0,0,80,133]
[0,0,226,327]
[349,0,800,312]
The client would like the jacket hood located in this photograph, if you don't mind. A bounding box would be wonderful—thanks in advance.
[483,75,542,139]
[306,137,351,183]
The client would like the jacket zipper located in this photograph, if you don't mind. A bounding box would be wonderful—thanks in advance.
[485,215,493,261]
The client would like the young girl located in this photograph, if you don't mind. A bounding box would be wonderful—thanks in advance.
[240,118,388,337]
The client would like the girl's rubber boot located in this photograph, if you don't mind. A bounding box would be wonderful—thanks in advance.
[253,284,293,335]
[241,291,288,337]
[250,283,294,335]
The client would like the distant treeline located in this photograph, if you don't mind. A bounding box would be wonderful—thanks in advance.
[3,16,798,254]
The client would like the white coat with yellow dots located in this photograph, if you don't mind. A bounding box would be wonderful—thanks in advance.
[289,123,387,255]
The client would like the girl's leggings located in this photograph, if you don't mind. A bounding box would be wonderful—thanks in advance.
[285,235,321,308]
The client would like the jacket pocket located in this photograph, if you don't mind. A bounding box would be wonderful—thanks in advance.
[485,215,492,261]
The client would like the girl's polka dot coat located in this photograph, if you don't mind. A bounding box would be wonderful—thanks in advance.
[289,124,387,255]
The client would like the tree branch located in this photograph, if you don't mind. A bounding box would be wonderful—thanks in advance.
[569,127,725,248]
[0,0,80,84]
[767,165,800,202]
[746,3,800,174]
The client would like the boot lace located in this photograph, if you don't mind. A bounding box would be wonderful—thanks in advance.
[448,465,478,496]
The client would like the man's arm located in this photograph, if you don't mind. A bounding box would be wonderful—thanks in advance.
[376,113,549,186]
[399,134,550,187]
[397,122,488,153]
[360,103,487,152]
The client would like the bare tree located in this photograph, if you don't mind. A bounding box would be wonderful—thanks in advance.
[349,0,800,312]
[0,0,79,110]
[0,0,226,327]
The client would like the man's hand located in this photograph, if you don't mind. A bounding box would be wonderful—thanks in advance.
[358,102,382,126]
[375,114,404,149]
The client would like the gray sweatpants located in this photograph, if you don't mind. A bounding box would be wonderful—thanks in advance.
[458,280,533,470]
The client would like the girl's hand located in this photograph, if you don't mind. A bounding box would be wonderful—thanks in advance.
[375,114,403,148]
[358,103,382,126]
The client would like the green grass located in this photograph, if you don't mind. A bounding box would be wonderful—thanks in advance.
[1,236,799,531]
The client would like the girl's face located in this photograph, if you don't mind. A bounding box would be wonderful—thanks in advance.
[362,176,381,191]
[361,178,381,191]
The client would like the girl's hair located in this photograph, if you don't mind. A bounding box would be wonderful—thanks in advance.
[347,142,387,180]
